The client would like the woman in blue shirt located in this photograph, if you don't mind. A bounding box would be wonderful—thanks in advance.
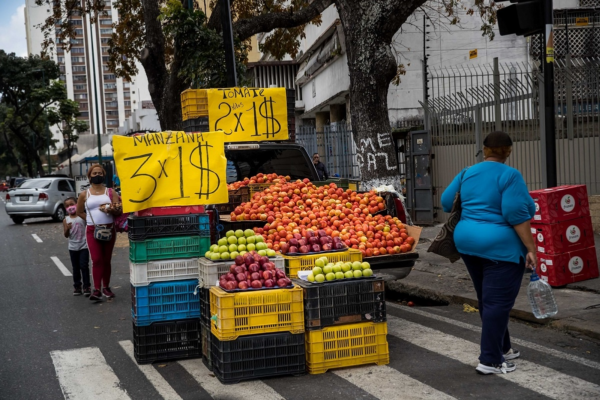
[441,131,536,375]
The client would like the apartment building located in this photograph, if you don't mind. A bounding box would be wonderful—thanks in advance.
[24,0,151,142]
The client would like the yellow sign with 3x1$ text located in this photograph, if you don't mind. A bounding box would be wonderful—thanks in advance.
[113,131,228,212]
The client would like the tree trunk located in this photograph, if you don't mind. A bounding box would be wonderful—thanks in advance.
[335,0,423,191]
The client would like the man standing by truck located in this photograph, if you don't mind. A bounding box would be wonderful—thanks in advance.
[313,153,329,180]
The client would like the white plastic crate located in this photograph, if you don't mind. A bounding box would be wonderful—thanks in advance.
[197,256,285,288]
[130,258,199,286]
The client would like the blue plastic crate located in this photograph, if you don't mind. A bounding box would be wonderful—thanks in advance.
[131,280,200,326]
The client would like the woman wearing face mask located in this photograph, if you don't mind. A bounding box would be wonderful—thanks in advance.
[77,164,119,302]
[63,197,90,296]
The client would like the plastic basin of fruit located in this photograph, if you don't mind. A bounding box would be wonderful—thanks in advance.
[130,258,200,287]
[128,214,210,241]
[211,331,306,384]
[209,285,304,341]
[133,319,201,364]
[131,280,200,326]
[283,249,363,278]
[293,277,386,330]
[129,235,211,263]
[197,256,285,288]
[305,321,389,374]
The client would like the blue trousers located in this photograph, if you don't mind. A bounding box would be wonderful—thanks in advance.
[69,248,91,289]
[461,254,525,364]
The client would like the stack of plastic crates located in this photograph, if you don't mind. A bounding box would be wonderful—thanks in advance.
[129,211,211,364]
[198,258,305,383]
[285,250,390,374]
[181,89,208,121]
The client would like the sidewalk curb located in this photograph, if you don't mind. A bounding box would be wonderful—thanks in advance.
[387,279,600,341]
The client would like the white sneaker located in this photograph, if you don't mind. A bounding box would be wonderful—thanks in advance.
[504,348,521,360]
[476,362,517,375]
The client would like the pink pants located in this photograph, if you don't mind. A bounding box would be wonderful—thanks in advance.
[86,225,116,290]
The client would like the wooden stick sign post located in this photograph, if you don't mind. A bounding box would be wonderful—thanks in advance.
[207,87,289,142]
[113,132,228,212]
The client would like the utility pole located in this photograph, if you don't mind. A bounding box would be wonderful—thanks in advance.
[542,0,557,187]
[32,68,51,175]
[221,0,238,87]
[89,12,103,165]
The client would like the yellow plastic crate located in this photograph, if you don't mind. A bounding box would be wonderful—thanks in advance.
[209,285,305,341]
[305,321,389,374]
[248,183,275,197]
[284,249,362,278]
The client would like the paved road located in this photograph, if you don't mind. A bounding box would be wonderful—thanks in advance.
[1,198,600,399]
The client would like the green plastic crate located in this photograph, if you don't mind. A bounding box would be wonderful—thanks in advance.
[129,236,211,263]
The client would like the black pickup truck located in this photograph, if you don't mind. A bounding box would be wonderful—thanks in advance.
[220,142,418,282]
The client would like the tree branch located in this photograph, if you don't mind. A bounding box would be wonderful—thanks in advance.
[233,0,334,41]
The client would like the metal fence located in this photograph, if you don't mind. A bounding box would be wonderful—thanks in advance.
[424,58,600,222]
[295,122,361,179]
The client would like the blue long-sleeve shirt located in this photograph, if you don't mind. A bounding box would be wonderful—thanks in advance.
[441,162,535,264]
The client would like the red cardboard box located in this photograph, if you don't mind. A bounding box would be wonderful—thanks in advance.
[531,216,595,255]
[537,246,599,287]
[530,185,589,224]
[134,205,205,217]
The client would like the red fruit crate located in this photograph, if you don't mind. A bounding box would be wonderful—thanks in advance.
[537,246,599,287]
[531,216,594,255]
[530,185,590,224]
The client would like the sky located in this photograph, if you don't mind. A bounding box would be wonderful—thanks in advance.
[0,0,28,57]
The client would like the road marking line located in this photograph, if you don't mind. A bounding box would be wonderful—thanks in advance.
[51,256,72,277]
[387,315,600,399]
[32,234,43,243]
[118,341,182,400]
[333,364,456,400]
[178,359,283,400]
[386,302,600,371]
[50,347,131,400]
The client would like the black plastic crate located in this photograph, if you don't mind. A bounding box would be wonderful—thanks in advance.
[182,117,210,133]
[199,287,211,326]
[200,320,213,371]
[133,319,201,364]
[128,213,210,241]
[211,331,305,384]
[218,220,265,237]
[293,277,387,330]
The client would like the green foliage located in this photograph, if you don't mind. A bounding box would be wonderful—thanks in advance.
[161,3,250,88]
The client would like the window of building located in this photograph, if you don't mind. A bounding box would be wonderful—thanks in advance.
[104,74,116,80]
[75,93,87,99]
[102,56,109,63]
[124,91,130,98]
[107,120,119,126]
[100,19,112,25]
[71,56,85,63]
[79,112,89,117]
[59,74,66,81]
[55,28,62,35]
[69,19,83,26]
[72,65,86,72]
[124,100,131,106]
[78,102,88,109]
[123,82,131,88]
[75,29,83,35]
[74,84,86,91]
[73,75,86,82]
[59,65,65,72]
[57,48,64,54]
[100,29,113,35]
[101,38,111,44]
[106,110,119,116]
[104,83,117,90]
[104,10,112,16]
[57,57,64,63]
[105,92,117,99]
[71,47,84,53]
[101,47,109,53]
[105,101,118,107]
[70,39,83,45]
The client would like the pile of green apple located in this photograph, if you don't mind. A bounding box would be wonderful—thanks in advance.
[307,257,373,283]
[205,229,276,261]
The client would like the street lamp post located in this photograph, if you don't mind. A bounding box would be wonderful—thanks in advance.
[33,68,52,175]
[89,12,103,165]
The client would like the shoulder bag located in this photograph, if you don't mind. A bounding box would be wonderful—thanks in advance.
[427,168,469,263]
[86,189,113,242]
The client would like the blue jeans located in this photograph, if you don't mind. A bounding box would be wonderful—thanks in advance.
[69,249,91,289]
[461,254,525,365]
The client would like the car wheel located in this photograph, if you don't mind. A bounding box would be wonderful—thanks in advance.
[53,206,66,222]
[11,216,25,225]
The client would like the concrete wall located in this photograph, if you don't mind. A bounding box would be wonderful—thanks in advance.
[591,196,600,234]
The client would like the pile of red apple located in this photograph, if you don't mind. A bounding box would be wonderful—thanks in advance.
[280,229,346,255]
[228,179,416,258]
[219,252,293,291]
[227,173,291,191]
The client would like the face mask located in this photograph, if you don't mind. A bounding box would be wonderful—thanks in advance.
[66,205,77,215]
[90,175,104,184]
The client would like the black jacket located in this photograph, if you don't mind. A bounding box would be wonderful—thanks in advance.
[314,161,329,180]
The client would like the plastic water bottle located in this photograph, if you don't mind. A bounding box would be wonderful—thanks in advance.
[527,269,558,319]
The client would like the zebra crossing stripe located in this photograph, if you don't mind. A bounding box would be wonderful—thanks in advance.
[386,315,600,399]
[333,364,457,400]
[178,359,284,400]
[387,302,600,371]
[50,347,130,400]
[118,341,182,400]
